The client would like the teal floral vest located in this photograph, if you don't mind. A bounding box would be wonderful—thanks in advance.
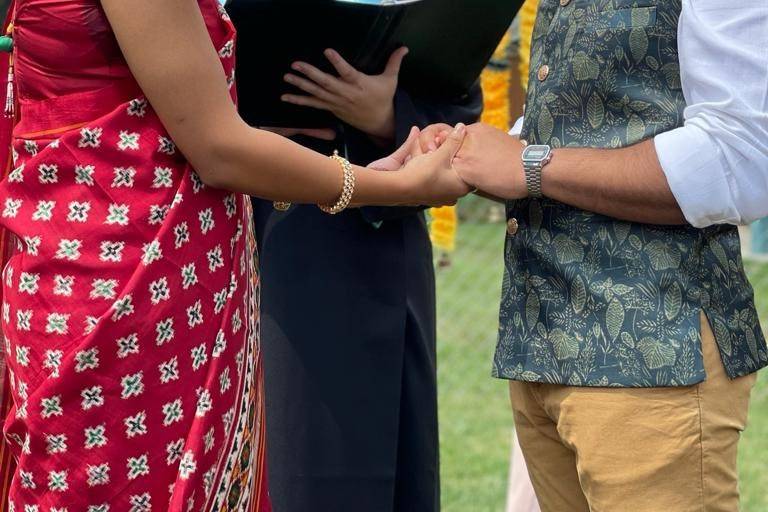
[495,0,768,387]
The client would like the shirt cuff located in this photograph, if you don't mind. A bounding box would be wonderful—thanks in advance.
[654,125,740,228]
[509,116,524,137]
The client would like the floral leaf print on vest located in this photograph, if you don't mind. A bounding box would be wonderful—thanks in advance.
[494,0,767,387]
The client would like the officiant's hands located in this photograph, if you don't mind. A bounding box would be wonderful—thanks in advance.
[281,47,409,142]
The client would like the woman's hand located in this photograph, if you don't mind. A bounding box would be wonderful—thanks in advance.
[406,124,473,206]
[281,47,409,142]
[367,126,425,172]
[367,125,472,206]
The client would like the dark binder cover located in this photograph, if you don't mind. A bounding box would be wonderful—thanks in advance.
[228,0,523,128]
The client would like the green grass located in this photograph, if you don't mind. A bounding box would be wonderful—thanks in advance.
[741,260,768,512]
[437,222,768,512]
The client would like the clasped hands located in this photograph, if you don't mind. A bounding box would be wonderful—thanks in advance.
[369,122,528,207]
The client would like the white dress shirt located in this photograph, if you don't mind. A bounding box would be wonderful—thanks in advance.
[511,1,768,228]
[655,0,768,228]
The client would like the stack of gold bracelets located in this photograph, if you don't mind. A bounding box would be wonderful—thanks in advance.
[273,150,356,215]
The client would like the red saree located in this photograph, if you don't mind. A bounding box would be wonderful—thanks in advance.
[0,0,270,510]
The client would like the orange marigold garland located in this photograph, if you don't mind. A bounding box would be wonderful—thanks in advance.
[429,205,458,253]
[481,30,513,131]
[519,0,540,91]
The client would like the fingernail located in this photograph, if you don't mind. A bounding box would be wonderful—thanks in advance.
[453,123,466,135]
[291,63,302,71]
[284,74,293,82]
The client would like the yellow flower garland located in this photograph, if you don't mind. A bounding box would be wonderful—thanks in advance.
[429,205,458,252]
[519,0,540,91]
[480,30,514,131]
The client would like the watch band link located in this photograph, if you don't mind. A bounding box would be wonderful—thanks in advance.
[524,163,543,198]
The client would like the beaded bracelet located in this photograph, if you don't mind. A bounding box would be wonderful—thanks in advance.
[318,151,356,215]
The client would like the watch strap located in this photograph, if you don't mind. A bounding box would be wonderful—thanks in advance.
[524,162,543,198]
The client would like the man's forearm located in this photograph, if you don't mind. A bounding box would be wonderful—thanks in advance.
[541,139,687,225]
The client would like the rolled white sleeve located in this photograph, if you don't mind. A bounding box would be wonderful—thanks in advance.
[655,0,768,228]
[509,116,525,137]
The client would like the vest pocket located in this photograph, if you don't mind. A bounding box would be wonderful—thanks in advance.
[583,6,657,31]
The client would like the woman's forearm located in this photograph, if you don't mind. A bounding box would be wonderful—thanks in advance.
[205,121,411,205]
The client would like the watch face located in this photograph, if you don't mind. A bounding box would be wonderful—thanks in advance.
[522,145,551,162]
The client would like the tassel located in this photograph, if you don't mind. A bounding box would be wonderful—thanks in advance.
[4,57,14,118]
[2,27,14,119]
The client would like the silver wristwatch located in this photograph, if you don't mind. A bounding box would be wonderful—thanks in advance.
[522,144,553,198]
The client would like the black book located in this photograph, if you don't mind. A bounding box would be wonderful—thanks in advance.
[227,0,522,128]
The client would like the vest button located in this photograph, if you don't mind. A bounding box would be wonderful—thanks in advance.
[559,0,571,6]
[537,64,550,82]
[507,218,519,236]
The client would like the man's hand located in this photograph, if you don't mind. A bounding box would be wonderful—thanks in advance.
[452,123,526,200]
[417,123,453,153]
[281,47,409,142]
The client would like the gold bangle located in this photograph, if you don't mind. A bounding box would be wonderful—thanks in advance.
[319,150,355,215]
[272,201,291,211]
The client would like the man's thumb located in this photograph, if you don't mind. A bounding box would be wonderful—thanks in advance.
[435,123,467,163]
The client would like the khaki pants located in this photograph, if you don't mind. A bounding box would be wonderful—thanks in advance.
[510,313,757,512]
